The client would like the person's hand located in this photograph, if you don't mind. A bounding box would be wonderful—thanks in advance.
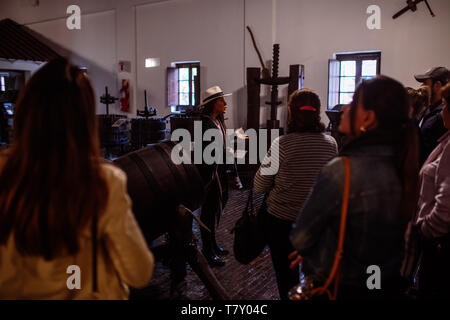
[288,250,303,270]
[235,128,249,140]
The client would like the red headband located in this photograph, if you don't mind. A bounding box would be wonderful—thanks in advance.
[299,105,316,111]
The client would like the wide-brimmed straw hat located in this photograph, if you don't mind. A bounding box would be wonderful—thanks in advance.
[198,86,232,107]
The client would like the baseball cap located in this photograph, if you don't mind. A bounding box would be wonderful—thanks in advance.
[414,66,450,85]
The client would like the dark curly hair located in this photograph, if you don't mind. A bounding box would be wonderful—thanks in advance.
[287,88,325,134]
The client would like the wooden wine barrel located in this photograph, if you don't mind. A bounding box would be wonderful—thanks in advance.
[114,140,205,243]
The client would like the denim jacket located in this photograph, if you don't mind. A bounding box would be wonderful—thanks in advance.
[290,144,407,289]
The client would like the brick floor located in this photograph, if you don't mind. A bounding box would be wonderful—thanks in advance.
[130,188,280,300]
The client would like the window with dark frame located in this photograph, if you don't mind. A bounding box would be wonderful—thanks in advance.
[328,52,381,108]
[0,74,7,92]
[167,62,200,112]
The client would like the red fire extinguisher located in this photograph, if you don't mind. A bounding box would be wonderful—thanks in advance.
[119,79,130,112]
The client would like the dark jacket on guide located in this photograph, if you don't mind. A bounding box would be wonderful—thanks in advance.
[196,115,229,212]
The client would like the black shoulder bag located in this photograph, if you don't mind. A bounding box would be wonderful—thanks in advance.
[232,189,267,264]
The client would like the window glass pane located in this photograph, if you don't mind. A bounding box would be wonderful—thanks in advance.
[340,92,353,105]
[192,67,198,80]
[362,60,377,76]
[340,61,356,77]
[340,77,355,92]
[179,68,189,81]
[179,81,190,93]
[179,93,189,105]
[192,93,195,106]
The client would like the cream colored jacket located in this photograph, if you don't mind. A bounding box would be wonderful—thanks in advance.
[0,162,154,299]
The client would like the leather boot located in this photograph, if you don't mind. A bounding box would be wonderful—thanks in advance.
[202,249,225,267]
[201,230,225,267]
[212,232,229,256]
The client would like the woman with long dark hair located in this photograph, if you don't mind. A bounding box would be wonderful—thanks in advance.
[290,76,419,299]
[254,88,338,300]
[197,86,232,267]
[0,58,154,299]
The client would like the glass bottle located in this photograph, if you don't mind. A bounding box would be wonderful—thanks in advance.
[288,262,314,300]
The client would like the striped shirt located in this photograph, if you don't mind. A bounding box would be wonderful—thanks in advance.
[254,132,338,221]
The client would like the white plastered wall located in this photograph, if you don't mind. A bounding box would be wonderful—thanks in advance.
[0,0,449,129]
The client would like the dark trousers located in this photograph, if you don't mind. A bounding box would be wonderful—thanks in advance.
[263,207,299,300]
[418,235,450,298]
[200,171,228,255]
[227,158,239,177]
[200,181,219,254]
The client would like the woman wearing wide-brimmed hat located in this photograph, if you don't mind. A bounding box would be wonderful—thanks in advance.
[196,86,233,267]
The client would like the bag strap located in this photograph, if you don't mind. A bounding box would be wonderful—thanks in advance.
[245,189,254,216]
[311,156,351,300]
[92,212,98,293]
